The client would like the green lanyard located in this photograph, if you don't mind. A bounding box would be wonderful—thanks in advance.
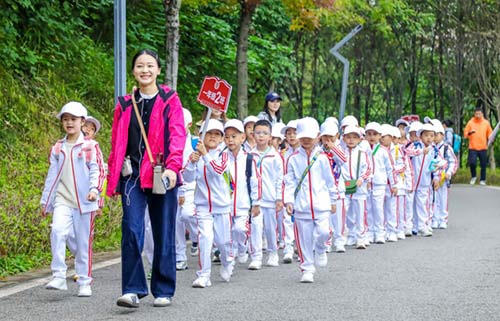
[294,152,320,198]
[256,147,271,168]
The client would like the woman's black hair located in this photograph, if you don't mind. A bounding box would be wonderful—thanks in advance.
[262,100,281,123]
[131,49,161,70]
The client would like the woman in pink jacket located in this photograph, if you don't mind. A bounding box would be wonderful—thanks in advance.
[106,49,186,308]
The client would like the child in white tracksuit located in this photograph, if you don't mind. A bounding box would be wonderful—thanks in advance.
[385,136,406,242]
[249,120,284,269]
[183,119,233,288]
[223,119,261,265]
[334,125,371,249]
[432,126,458,229]
[41,102,105,297]
[285,117,337,283]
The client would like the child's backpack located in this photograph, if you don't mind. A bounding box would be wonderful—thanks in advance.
[452,133,461,154]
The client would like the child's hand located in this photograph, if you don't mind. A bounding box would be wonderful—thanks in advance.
[87,191,97,202]
[424,147,430,155]
[179,196,185,206]
[446,173,451,180]
[367,182,372,190]
[196,142,208,156]
[391,187,398,196]
[190,152,200,163]
[286,203,293,215]
[40,205,49,217]
[433,179,439,190]
[276,200,284,212]
[330,204,337,214]
[251,205,261,217]
[356,179,363,187]
[96,209,103,216]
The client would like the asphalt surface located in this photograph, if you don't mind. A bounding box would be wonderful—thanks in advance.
[1,185,499,321]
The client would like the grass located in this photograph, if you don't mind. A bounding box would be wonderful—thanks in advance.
[452,167,500,186]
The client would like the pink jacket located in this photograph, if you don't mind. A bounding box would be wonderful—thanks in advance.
[106,85,186,196]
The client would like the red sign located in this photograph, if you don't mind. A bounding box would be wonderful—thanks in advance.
[197,76,232,112]
[401,114,420,123]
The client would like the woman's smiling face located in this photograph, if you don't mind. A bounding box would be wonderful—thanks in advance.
[132,54,161,88]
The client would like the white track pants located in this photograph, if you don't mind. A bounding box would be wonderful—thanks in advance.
[50,204,95,286]
[196,212,233,278]
[384,187,399,234]
[175,193,198,262]
[329,198,346,247]
[232,214,249,256]
[406,191,415,232]
[345,197,366,242]
[294,215,330,273]
[262,207,278,253]
[278,209,295,254]
[433,185,449,224]
[413,187,432,231]
[248,212,264,262]
[397,195,406,233]
[367,186,386,240]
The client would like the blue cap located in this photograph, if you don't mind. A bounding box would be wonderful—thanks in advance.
[265,92,282,102]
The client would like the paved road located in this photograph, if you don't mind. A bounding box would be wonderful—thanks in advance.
[1,185,499,321]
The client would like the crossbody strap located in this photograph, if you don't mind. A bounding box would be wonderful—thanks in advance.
[131,87,155,165]
[356,150,361,179]
[294,151,320,198]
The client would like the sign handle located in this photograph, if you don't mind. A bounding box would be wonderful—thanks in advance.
[200,108,213,143]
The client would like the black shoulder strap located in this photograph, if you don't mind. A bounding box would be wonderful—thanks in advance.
[159,87,176,102]
[246,153,253,205]
[118,96,132,112]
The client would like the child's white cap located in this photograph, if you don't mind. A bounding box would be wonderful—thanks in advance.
[85,116,101,134]
[417,123,436,137]
[320,120,339,137]
[182,108,193,127]
[243,115,259,127]
[392,126,401,138]
[281,120,298,135]
[272,123,286,139]
[296,117,319,139]
[380,124,393,137]
[199,119,224,135]
[341,115,358,128]
[434,122,445,134]
[224,119,244,133]
[423,116,433,124]
[343,125,361,137]
[408,121,423,133]
[365,122,382,134]
[395,118,409,128]
[57,101,87,120]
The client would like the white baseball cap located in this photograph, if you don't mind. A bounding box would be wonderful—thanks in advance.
[272,123,286,139]
[365,122,382,134]
[224,119,244,133]
[182,108,193,127]
[85,116,101,134]
[57,101,87,120]
[296,117,320,139]
[392,126,401,138]
[395,118,409,128]
[408,121,423,133]
[281,120,299,135]
[343,125,361,137]
[380,124,393,137]
[243,115,259,127]
[324,117,339,127]
[417,123,436,137]
[320,120,339,137]
[199,119,224,135]
[434,122,445,134]
[341,115,358,128]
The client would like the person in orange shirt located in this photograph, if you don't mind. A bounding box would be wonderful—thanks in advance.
[464,108,493,185]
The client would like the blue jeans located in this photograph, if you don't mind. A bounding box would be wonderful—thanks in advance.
[468,149,487,181]
[120,178,177,298]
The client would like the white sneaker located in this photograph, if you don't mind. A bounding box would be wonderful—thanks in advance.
[364,238,371,247]
[278,241,285,249]
[396,232,406,240]
[480,180,486,186]
[315,252,328,268]
[78,285,92,297]
[283,252,293,264]
[470,177,477,185]
[192,276,212,288]
[405,229,413,237]
[117,293,140,308]
[439,222,448,229]
[237,253,249,264]
[175,261,188,270]
[266,252,279,267]
[153,297,172,307]
[46,277,67,291]
[335,245,346,253]
[300,272,314,283]
[346,238,356,246]
[386,233,398,242]
[418,228,433,237]
[248,260,262,270]
[355,240,366,249]
[325,244,332,253]
[220,264,233,282]
[374,236,385,244]
[190,245,199,257]
[431,221,439,229]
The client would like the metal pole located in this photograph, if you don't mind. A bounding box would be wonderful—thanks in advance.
[330,24,363,123]
[114,0,126,105]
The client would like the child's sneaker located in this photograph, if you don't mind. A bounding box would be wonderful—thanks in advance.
[375,235,385,244]
[248,260,262,270]
[386,233,398,242]
[315,252,328,268]
[190,244,199,257]
[78,285,92,297]
[396,231,406,240]
[300,272,314,283]
[192,276,212,288]
[431,221,439,229]
[46,277,68,290]
[439,222,448,229]
[266,252,279,267]
[325,244,332,253]
[175,261,188,270]
[405,229,413,237]
[283,252,293,264]
[355,240,366,249]
[212,249,221,263]
[418,228,433,237]
[237,253,249,264]
[220,264,233,282]
[335,244,346,253]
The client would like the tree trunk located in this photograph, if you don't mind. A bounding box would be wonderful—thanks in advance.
[164,0,182,90]
[236,1,258,119]
[310,31,320,119]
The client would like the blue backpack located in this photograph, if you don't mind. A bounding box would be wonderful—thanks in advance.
[452,133,461,154]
